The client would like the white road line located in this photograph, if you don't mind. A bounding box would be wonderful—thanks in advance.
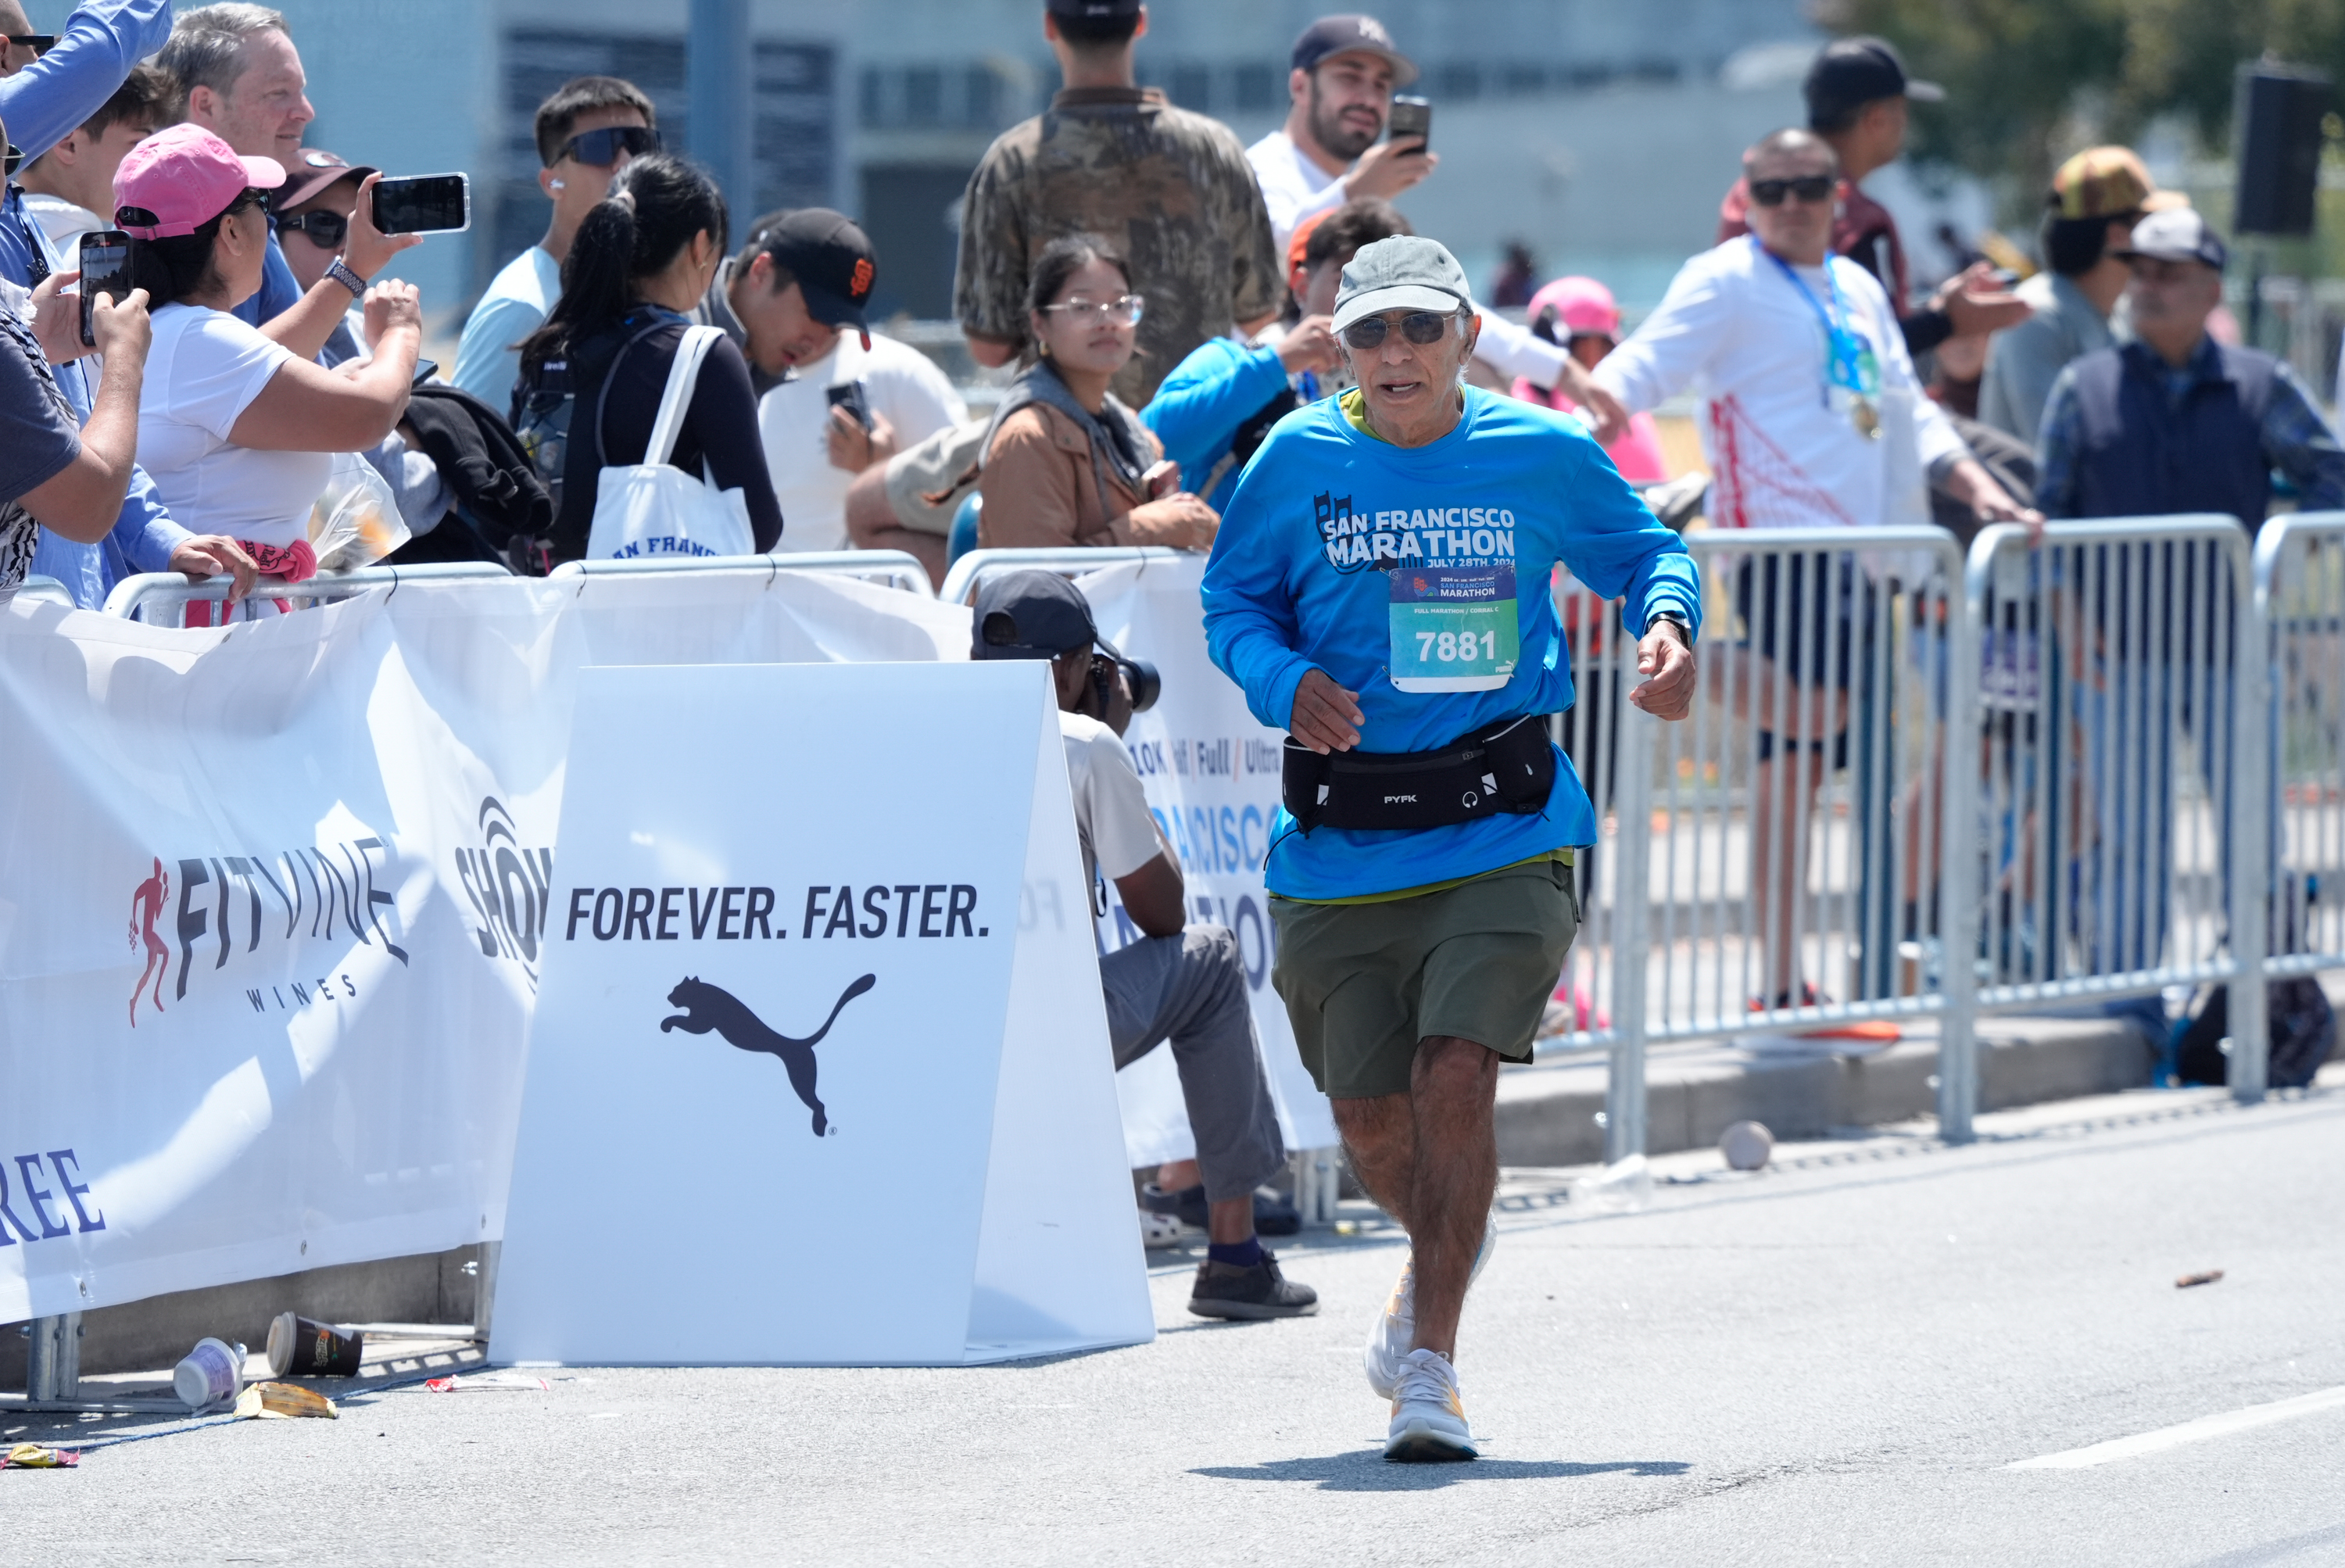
[2007,1385,2345,1471]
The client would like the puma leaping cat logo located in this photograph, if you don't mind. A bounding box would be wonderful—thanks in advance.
[661,974,876,1137]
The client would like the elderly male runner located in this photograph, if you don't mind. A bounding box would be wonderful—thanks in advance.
[1202,236,1699,1461]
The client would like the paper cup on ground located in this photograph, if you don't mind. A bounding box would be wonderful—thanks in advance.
[267,1312,365,1376]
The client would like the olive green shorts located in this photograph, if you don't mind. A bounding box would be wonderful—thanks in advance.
[1269,857,1581,1100]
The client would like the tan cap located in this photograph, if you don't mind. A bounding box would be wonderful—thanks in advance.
[2050,146,2154,221]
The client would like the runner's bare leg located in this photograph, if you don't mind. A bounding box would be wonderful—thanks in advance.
[1333,1091,1416,1232]
[1403,1036,1499,1361]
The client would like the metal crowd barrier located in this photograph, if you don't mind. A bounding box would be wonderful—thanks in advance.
[1942,515,2268,1120]
[1573,516,2307,1154]
[938,546,1192,606]
[549,549,934,596]
[2255,511,2345,986]
[1581,527,1965,1157]
[103,560,514,624]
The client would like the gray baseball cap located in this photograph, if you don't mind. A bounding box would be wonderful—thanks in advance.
[1332,235,1472,332]
[2114,208,2228,272]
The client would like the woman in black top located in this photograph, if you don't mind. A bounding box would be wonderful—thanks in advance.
[519,156,782,559]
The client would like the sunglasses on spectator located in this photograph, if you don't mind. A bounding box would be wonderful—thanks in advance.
[560,126,661,166]
[6,35,57,57]
[279,209,350,248]
[2,143,18,179]
[1040,295,1144,326]
[1749,175,1836,207]
[1340,310,1456,351]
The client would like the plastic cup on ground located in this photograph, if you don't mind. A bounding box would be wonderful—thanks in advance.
[173,1337,247,1411]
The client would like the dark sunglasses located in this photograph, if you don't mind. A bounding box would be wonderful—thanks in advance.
[1749,175,1836,207]
[560,125,661,167]
[2,143,18,179]
[279,209,349,248]
[5,34,57,56]
[1340,310,1456,351]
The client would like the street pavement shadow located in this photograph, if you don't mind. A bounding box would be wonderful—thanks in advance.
[1191,1455,1690,1491]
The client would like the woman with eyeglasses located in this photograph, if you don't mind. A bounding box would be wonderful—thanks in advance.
[517,153,781,562]
[973,234,1219,552]
[117,124,423,624]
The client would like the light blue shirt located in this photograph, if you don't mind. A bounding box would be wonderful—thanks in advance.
[452,245,561,417]
[1142,335,1296,512]
[0,0,174,163]
[1201,385,1699,900]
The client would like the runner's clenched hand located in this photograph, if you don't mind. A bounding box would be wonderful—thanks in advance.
[1629,620,1695,721]
[1290,667,1364,753]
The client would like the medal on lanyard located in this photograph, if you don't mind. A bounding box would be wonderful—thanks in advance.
[1765,242,1881,440]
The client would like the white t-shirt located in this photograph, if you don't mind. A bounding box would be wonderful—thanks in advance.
[1593,235,1964,532]
[22,192,101,253]
[1245,128,1347,256]
[449,245,560,413]
[1059,710,1162,897]
[138,303,323,548]
[757,329,967,553]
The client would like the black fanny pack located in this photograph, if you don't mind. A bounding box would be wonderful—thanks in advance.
[1282,714,1557,833]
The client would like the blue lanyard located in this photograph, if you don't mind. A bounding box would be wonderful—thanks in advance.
[1757,238,1870,402]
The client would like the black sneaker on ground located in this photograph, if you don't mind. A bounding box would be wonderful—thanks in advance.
[1187,1251,1319,1320]
[1144,1183,1301,1237]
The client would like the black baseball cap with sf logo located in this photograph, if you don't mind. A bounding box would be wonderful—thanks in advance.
[753,208,879,349]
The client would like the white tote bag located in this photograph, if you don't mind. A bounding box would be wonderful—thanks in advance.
[582,324,757,561]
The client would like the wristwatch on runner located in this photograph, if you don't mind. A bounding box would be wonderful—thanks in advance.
[1645,612,1690,645]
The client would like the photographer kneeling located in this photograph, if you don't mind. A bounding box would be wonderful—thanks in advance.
[971,571,1316,1322]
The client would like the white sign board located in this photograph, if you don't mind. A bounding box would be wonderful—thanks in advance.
[1075,557,1340,1165]
[489,661,1154,1366]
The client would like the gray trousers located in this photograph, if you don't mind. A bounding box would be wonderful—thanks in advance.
[1101,924,1287,1204]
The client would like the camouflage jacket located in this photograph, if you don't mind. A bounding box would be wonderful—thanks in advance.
[954,86,1283,407]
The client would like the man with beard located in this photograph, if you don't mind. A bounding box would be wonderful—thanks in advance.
[1247,16,1434,256]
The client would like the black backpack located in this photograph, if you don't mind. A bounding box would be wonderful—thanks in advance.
[2174,978,2336,1090]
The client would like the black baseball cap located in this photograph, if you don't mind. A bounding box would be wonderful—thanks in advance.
[1291,14,1417,86]
[752,208,877,347]
[970,571,1100,661]
[1805,36,1942,120]
[1046,0,1141,16]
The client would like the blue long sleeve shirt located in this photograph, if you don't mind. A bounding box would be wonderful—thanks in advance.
[0,0,174,163]
[1143,336,1296,511]
[1202,385,1700,900]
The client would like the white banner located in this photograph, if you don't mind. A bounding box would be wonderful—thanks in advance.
[1076,557,1340,1164]
[0,573,971,1323]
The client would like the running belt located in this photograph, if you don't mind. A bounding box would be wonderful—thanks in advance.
[1281,714,1556,832]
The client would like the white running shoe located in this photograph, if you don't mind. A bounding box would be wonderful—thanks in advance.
[1364,1219,1498,1398]
[1384,1348,1477,1462]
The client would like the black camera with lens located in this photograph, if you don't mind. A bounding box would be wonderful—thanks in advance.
[1092,650,1160,714]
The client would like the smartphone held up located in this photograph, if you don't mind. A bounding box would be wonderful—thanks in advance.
[371,173,471,235]
[1387,95,1431,151]
[77,228,131,347]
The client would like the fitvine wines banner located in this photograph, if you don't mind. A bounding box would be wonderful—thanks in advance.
[0,573,968,1322]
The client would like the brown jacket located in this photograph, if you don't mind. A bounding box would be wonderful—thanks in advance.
[976,403,1163,550]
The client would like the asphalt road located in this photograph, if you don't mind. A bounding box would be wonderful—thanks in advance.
[9,1079,2344,1567]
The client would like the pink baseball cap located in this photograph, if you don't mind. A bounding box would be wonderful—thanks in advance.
[113,124,285,240]
[1527,276,1622,340]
